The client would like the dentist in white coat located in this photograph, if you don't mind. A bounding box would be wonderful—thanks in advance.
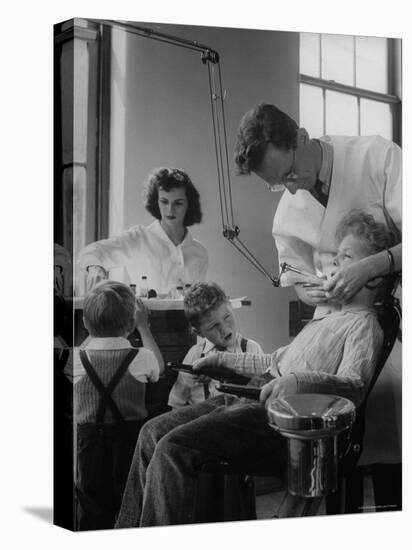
[234,103,402,504]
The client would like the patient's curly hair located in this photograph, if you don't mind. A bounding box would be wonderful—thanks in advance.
[143,167,202,226]
[183,282,228,329]
[335,210,397,253]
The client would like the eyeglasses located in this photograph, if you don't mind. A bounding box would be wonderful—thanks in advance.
[266,149,297,193]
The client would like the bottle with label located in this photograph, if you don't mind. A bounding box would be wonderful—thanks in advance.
[139,275,148,298]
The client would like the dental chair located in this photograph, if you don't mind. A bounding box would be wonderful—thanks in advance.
[326,289,401,514]
[194,287,401,522]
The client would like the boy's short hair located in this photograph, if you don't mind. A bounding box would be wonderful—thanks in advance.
[234,103,298,175]
[143,167,202,226]
[183,282,228,329]
[335,210,397,253]
[83,281,136,337]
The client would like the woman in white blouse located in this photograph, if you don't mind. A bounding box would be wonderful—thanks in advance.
[79,168,208,295]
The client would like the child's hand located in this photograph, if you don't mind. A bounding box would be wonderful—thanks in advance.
[259,374,298,405]
[135,298,150,329]
[192,354,219,372]
[193,374,211,384]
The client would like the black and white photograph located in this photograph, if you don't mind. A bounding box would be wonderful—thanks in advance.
[53,15,402,531]
[2,1,410,548]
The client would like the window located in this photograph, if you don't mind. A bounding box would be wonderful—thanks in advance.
[299,33,401,145]
[54,19,111,255]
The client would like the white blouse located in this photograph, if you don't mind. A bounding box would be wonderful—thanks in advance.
[78,220,208,295]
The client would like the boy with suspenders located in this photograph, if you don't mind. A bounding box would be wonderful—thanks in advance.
[168,282,263,406]
[72,281,163,530]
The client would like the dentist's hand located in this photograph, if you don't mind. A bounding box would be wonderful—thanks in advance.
[323,260,371,303]
[298,284,329,305]
[259,375,298,406]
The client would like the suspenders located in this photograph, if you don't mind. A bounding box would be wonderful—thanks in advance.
[201,337,248,399]
[79,348,139,423]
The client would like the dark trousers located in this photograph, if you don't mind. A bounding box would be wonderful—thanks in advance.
[76,420,143,530]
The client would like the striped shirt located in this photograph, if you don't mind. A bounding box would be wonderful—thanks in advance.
[216,307,383,406]
[71,337,160,424]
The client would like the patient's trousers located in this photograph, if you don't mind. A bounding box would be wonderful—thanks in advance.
[115,395,287,527]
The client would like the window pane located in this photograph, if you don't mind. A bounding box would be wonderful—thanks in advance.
[356,37,388,93]
[325,91,358,135]
[322,34,354,86]
[360,98,392,140]
[300,33,320,77]
[300,84,324,137]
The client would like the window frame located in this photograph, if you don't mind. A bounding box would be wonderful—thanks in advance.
[299,36,402,146]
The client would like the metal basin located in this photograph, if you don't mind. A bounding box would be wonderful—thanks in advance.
[268,394,356,497]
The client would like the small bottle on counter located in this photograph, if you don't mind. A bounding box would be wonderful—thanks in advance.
[184,283,192,293]
[139,275,148,298]
[129,284,137,295]
[175,285,184,299]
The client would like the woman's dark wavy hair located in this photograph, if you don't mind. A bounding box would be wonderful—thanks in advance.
[234,103,299,175]
[143,167,202,226]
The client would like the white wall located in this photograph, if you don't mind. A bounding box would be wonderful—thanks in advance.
[110,22,299,352]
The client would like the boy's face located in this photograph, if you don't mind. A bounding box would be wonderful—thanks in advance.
[333,234,371,270]
[196,302,237,350]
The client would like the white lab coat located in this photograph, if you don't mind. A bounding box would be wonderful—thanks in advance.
[78,220,208,295]
[272,134,402,464]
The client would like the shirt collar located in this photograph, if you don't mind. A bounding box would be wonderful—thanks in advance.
[149,220,193,246]
[341,305,377,316]
[85,336,132,350]
[202,333,242,354]
[314,305,377,321]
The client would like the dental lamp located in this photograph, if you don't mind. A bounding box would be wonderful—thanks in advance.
[92,19,285,286]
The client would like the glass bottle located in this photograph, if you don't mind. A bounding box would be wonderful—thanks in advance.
[139,275,148,298]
